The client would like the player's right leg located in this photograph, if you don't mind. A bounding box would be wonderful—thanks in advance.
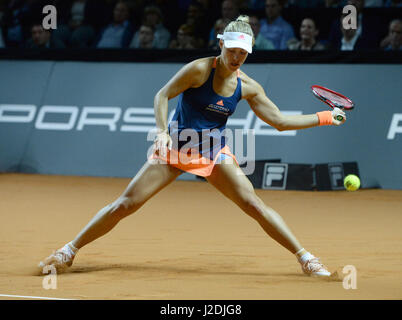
[38,160,182,273]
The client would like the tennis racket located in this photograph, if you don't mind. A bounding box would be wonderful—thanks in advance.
[311,85,354,121]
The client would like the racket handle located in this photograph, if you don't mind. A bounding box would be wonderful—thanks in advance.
[335,115,343,121]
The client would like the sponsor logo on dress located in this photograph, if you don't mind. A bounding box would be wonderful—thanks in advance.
[206,102,230,116]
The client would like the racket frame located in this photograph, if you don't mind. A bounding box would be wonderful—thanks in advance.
[311,85,354,111]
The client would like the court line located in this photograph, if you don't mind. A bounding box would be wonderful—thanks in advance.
[0,294,75,300]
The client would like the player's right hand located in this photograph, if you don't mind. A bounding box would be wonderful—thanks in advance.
[153,131,172,158]
[332,107,346,126]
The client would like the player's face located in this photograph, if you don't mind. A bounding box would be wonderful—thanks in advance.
[221,43,248,71]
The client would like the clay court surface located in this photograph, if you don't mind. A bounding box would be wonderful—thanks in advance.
[0,173,401,300]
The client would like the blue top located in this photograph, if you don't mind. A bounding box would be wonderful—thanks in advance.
[259,16,295,50]
[169,63,242,159]
[96,21,134,48]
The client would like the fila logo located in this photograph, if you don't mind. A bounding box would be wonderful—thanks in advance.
[387,113,402,140]
[262,163,288,190]
[216,100,224,106]
[328,163,344,190]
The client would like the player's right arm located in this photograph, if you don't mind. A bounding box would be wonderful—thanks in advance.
[153,58,211,156]
[242,74,345,131]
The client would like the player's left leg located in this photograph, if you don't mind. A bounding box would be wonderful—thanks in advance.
[206,158,330,276]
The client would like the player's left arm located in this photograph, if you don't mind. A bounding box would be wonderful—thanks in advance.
[242,75,345,130]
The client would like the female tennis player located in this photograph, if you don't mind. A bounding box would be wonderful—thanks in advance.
[39,16,346,277]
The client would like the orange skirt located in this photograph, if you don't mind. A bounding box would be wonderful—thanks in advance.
[149,145,239,177]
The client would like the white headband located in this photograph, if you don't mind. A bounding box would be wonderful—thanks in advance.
[217,32,253,53]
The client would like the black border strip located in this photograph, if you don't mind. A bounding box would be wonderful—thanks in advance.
[1,300,400,318]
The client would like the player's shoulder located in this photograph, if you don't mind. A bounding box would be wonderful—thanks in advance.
[184,57,214,75]
[182,57,214,86]
[238,69,264,99]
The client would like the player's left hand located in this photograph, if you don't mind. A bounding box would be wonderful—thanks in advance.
[154,131,172,158]
[332,107,346,126]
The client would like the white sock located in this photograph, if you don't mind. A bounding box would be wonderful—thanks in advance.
[295,248,314,264]
[62,242,78,257]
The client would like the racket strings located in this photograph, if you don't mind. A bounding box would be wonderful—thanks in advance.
[314,88,353,108]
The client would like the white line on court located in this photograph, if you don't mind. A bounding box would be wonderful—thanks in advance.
[0,294,75,300]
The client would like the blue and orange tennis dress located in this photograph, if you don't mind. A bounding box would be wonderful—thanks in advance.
[151,57,241,177]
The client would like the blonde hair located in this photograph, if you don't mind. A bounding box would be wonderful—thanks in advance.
[224,15,255,45]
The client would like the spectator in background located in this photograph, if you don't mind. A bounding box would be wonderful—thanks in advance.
[233,0,250,10]
[1,0,45,47]
[381,19,402,50]
[247,0,266,9]
[364,0,384,6]
[184,1,209,48]
[179,0,220,20]
[221,0,241,21]
[0,31,4,48]
[130,5,170,49]
[177,0,192,11]
[249,15,275,50]
[68,0,96,47]
[193,0,220,35]
[385,0,402,6]
[132,24,155,49]
[290,0,386,6]
[96,0,134,48]
[0,1,4,22]
[147,0,181,33]
[169,23,198,49]
[333,13,367,50]
[328,0,381,49]
[324,0,346,7]
[287,18,326,50]
[286,0,328,7]
[0,3,5,48]
[208,0,239,47]
[260,0,295,50]
[197,0,221,13]
[142,5,170,48]
[208,18,230,50]
[339,20,360,50]
[52,0,109,48]
[25,22,66,48]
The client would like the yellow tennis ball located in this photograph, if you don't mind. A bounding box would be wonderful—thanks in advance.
[344,174,360,191]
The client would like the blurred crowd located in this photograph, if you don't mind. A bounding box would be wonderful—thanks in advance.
[0,0,401,51]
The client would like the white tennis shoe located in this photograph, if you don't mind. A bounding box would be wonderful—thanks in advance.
[300,256,331,277]
[38,243,76,274]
